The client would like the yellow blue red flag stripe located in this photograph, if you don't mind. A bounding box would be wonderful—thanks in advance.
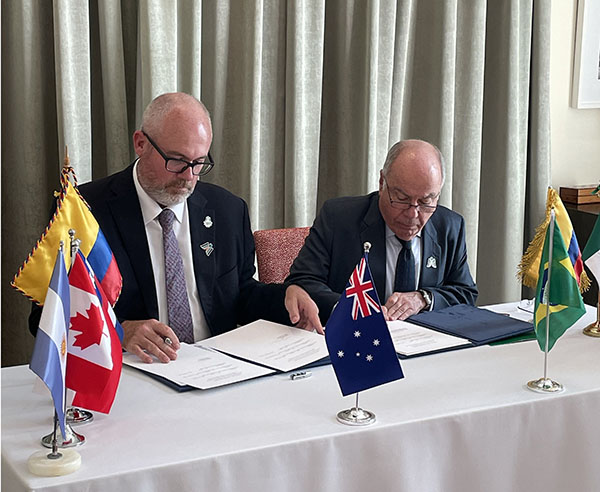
[12,167,122,306]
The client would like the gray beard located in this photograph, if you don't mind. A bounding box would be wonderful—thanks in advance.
[144,186,193,206]
[137,171,194,206]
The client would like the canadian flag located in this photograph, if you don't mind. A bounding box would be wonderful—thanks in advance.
[66,251,122,413]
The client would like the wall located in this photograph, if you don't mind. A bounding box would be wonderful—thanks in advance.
[550,0,600,189]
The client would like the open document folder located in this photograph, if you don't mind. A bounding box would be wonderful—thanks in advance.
[406,304,534,345]
[123,320,329,391]
[388,303,535,358]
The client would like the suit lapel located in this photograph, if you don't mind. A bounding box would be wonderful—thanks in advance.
[187,187,215,319]
[107,165,159,317]
[360,193,387,303]
[420,219,441,287]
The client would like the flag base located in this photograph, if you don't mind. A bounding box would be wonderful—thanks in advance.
[66,407,94,425]
[28,448,81,476]
[41,423,85,449]
[526,377,564,393]
[583,321,600,338]
[336,407,376,426]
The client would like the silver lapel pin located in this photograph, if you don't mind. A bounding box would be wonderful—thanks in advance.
[426,256,437,269]
[203,216,213,228]
[200,242,214,257]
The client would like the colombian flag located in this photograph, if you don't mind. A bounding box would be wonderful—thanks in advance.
[12,167,122,307]
[533,213,585,351]
[518,187,589,292]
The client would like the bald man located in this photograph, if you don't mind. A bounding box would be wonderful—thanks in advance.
[41,92,319,363]
[286,139,477,325]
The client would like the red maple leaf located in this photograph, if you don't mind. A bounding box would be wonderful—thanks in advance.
[70,305,104,349]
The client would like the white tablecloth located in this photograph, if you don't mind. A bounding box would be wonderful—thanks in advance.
[2,304,600,492]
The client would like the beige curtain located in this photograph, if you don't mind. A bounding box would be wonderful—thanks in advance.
[1,0,551,367]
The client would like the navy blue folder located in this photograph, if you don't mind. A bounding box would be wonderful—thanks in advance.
[407,304,534,345]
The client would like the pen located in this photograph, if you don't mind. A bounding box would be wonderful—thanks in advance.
[290,371,312,380]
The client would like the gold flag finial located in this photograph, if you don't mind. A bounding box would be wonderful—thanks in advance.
[63,145,70,168]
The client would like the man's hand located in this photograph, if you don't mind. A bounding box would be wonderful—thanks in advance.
[121,319,181,364]
[284,285,324,334]
[384,291,427,321]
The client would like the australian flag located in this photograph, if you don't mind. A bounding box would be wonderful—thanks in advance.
[325,252,404,396]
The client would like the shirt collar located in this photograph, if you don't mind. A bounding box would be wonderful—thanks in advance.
[133,159,186,225]
[385,224,422,240]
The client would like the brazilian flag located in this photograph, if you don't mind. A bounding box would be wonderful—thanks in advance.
[534,218,586,352]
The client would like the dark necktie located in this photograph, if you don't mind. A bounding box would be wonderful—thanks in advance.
[394,238,416,293]
[157,209,194,344]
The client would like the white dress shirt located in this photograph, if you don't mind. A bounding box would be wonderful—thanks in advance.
[132,160,210,341]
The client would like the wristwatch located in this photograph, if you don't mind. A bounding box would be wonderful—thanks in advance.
[418,289,432,311]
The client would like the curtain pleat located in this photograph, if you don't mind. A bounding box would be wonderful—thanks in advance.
[53,0,93,181]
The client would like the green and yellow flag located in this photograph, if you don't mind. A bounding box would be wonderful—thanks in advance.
[534,216,586,352]
[518,187,590,292]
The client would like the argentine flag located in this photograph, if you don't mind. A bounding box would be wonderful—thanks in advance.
[29,249,70,436]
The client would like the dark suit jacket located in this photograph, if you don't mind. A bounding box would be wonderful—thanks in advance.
[286,192,478,323]
[29,164,289,337]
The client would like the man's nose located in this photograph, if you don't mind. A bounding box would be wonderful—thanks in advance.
[180,166,196,181]
[402,205,419,218]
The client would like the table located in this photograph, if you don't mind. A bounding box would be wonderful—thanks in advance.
[2,303,600,492]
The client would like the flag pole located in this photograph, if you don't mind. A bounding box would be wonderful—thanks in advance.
[335,242,377,426]
[48,411,62,459]
[65,230,94,426]
[28,241,82,476]
[584,185,600,337]
[527,210,564,393]
[542,210,555,381]
[41,235,88,448]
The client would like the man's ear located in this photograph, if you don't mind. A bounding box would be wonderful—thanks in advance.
[132,130,146,157]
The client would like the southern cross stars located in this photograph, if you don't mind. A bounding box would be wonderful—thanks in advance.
[354,330,361,338]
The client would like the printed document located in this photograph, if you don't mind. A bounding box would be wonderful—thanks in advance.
[388,320,471,356]
[123,344,274,389]
[200,320,328,372]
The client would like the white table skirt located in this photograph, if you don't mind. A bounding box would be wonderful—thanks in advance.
[2,304,599,492]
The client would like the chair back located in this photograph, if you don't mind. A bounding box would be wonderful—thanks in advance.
[253,227,310,283]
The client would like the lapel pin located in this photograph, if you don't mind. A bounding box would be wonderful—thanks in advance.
[426,256,437,269]
[200,242,214,257]
[203,216,213,228]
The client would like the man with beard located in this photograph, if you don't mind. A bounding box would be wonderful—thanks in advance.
[285,139,478,325]
[40,92,321,363]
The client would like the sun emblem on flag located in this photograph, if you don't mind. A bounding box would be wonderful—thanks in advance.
[60,335,67,359]
[345,257,381,320]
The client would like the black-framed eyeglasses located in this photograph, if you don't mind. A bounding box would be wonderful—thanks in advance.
[382,176,439,214]
[142,131,214,176]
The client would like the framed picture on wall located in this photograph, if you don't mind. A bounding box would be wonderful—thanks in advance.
[571,0,600,108]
